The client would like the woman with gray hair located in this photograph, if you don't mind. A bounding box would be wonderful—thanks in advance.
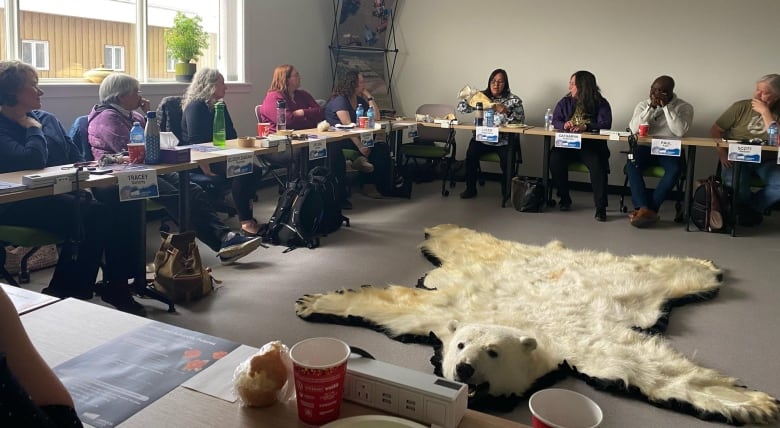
[181,68,264,237]
[87,72,150,159]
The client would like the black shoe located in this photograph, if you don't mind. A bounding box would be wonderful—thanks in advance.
[559,200,572,211]
[102,291,147,317]
[460,188,477,199]
[595,208,607,222]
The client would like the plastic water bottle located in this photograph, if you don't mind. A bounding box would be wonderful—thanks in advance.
[767,121,779,146]
[544,108,553,131]
[275,99,287,131]
[356,103,365,127]
[474,102,484,126]
[484,107,495,127]
[130,121,144,145]
[366,106,375,129]
[144,111,160,164]
[212,101,226,147]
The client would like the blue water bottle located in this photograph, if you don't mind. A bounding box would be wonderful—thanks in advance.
[356,103,365,127]
[484,107,495,127]
[367,106,375,129]
[474,102,484,126]
[144,111,160,164]
[767,121,779,146]
[130,122,144,145]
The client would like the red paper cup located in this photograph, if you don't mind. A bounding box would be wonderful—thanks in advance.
[289,337,350,426]
[257,122,271,137]
[127,143,145,164]
[529,388,602,428]
[638,123,649,137]
[358,116,368,128]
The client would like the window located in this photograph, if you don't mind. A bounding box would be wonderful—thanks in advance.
[5,0,243,82]
[104,45,125,71]
[21,40,49,70]
[165,54,176,73]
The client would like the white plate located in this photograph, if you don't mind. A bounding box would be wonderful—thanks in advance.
[321,415,427,428]
[335,123,356,129]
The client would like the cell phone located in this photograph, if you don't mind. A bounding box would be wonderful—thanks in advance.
[88,167,113,175]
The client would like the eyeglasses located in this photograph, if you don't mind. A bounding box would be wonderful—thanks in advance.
[490,80,505,85]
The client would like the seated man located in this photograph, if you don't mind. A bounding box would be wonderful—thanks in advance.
[626,75,694,228]
[88,72,263,264]
[711,74,780,226]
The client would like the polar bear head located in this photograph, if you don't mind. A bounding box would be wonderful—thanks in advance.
[440,321,545,397]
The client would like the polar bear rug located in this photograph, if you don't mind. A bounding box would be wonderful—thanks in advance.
[295,224,779,425]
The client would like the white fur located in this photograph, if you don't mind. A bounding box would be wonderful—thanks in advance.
[295,224,778,424]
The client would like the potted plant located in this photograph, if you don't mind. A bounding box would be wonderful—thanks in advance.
[164,12,209,82]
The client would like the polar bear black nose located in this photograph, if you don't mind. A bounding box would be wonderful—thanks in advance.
[455,363,474,381]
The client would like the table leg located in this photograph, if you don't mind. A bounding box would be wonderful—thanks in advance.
[178,170,190,231]
[731,163,740,237]
[683,145,696,223]
[502,138,516,208]
[543,135,552,205]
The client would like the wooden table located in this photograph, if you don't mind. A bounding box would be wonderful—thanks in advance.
[21,298,531,428]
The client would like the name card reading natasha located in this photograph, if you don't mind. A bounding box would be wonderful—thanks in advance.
[476,126,499,144]
[555,132,582,149]
[650,139,682,156]
[116,169,160,202]
[360,131,375,148]
[727,143,761,163]
[224,150,254,178]
[309,138,327,160]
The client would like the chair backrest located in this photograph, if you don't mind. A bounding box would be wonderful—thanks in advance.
[157,96,184,142]
[68,115,93,161]
[416,104,456,143]
[255,104,262,123]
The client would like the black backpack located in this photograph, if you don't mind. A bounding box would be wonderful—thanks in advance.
[263,167,349,250]
[690,175,733,233]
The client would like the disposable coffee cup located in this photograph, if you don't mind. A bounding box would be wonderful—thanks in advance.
[127,143,145,164]
[529,388,602,428]
[638,123,649,137]
[257,122,271,137]
[358,116,369,128]
[289,337,350,425]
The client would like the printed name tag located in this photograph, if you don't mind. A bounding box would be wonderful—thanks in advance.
[727,143,761,163]
[650,139,682,156]
[608,132,621,141]
[116,169,160,201]
[554,132,582,149]
[360,132,375,148]
[407,124,418,139]
[225,151,254,178]
[476,126,499,144]
[309,138,327,160]
[277,139,287,152]
[53,176,74,195]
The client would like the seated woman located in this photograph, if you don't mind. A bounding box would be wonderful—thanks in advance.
[324,70,395,203]
[549,70,612,222]
[259,64,322,181]
[88,73,263,265]
[456,68,525,199]
[0,287,83,427]
[181,68,263,237]
[0,60,142,314]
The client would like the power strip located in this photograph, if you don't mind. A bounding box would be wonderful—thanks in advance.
[343,356,467,428]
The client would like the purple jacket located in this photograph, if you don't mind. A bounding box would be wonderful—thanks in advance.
[552,95,612,132]
[87,104,146,159]
[260,90,323,133]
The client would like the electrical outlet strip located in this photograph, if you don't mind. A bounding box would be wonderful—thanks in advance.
[22,170,90,188]
[343,356,467,428]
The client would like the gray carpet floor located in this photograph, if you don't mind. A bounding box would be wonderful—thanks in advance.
[25,179,780,428]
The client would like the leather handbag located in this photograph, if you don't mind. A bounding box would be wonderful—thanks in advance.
[152,231,217,303]
[511,176,545,213]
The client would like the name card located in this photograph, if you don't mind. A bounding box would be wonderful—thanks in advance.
[727,143,761,163]
[555,132,582,149]
[278,139,288,152]
[360,132,374,148]
[650,138,682,157]
[225,151,254,178]
[53,176,74,195]
[309,138,327,160]
[476,126,499,144]
[116,169,160,202]
[608,132,621,141]
[407,124,418,139]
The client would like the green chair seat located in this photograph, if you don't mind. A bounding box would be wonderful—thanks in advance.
[402,145,448,158]
[479,152,500,163]
[568,162,590,174]
[0,225,64,247]
[342,148,360,161]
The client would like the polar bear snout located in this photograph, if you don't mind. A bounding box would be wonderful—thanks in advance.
[455,362,475,382]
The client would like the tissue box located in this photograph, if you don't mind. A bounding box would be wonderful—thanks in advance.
[160,146,191,163]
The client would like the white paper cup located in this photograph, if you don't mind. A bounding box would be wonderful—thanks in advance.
[529,388,603,428]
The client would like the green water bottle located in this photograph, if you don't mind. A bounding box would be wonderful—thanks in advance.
[213,101,226,146]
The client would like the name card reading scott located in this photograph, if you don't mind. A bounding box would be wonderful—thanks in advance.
[309,138,327,160]
[650,138,682,156]
[476,126,499,144]
[224,151,254,178]
[727,143,761,163]
[116,169,160,202]
[555,132,582,149]
[360,131,375,148]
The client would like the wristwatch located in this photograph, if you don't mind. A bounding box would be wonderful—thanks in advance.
[367,97,374,101]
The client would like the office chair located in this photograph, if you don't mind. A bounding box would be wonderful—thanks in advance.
[399,104,457,196]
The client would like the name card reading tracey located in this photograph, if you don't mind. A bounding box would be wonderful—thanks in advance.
[224,151,254,178]
[116,169,160,201]
[650,138,682,156]
[555,132,582,149]
[309,138,327,160]
[360,131,375,148]
[476,126,500,144]
[727,143,761,163]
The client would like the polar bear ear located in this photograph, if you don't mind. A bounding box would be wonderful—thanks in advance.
[447,320,460,333]
[520,336,537,352]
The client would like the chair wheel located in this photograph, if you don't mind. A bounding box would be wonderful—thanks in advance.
[443,190,450,196]
[621,206,627,213]
[19,271,30,284]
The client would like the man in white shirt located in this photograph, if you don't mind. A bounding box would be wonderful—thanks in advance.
[626,75,693,228]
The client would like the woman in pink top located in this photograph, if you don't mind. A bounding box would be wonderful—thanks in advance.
[260,64,323,132]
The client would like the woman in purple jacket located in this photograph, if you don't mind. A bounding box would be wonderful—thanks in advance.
[549,70,612,221]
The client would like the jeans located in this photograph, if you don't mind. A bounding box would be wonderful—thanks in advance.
[625,145,682,212]
[722,159,780,211]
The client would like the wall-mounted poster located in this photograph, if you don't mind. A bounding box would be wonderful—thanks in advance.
[336,0,395,50]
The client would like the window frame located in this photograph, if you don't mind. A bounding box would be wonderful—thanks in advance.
[104,45,126,72]
[21,39,49,71]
